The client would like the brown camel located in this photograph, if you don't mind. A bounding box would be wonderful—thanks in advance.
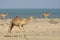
[6,16,37,37]
[6,16,28,36]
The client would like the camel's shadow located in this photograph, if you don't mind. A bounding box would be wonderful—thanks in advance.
[4,34,22,37]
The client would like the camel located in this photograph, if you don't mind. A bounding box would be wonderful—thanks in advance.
[0,13,8,19]
[5,16,37,37]
[41,13,49,19]
[6,16,28,36]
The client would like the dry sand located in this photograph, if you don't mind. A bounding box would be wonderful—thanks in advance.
[0,18,60,40]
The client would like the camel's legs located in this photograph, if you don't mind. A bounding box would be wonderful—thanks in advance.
[7,23,14,36]
[18,24,25,33]
[20,25,28,40]
[18,25,23,32]
[17,25,21,32]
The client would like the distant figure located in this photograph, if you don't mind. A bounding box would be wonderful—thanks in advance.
[7,16,28,36]
[26,16,34,22]
[26,16,37,23]
[0,13,8,19]
[41,13,49,19]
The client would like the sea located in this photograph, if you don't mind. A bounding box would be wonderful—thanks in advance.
[0,9,60,18]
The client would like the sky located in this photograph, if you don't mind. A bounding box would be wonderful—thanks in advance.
[0,0,60,9]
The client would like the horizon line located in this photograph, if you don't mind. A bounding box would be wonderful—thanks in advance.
[0,8,60,9]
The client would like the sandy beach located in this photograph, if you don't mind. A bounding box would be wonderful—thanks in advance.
[0,18,60,40]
